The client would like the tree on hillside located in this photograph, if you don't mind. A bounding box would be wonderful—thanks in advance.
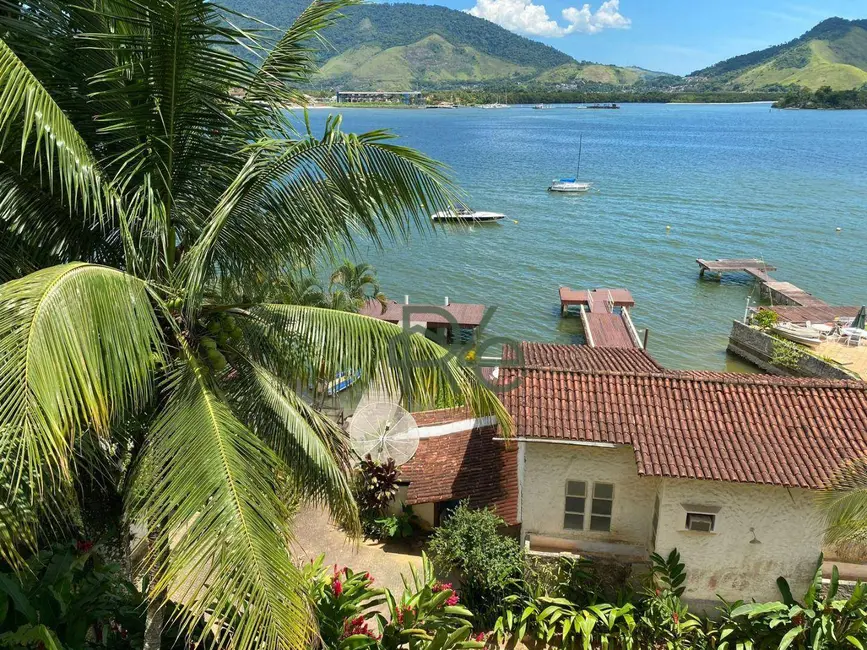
[0,2,508,650]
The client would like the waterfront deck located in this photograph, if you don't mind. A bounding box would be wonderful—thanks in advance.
[702,257,866,380]
[696,258,776,276]
[696,258,827,308]
[559,287,642,349]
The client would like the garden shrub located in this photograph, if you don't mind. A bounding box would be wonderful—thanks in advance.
[353,455,405,540]
[302,554,485,650]
[426,502,525,628]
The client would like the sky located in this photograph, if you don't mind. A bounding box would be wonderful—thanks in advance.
[382,0,865,75]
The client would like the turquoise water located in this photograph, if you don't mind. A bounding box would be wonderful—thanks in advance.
[301,103,867,371]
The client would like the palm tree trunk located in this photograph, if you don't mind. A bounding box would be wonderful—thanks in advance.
[144,597,165,650]
[143,531,166,650]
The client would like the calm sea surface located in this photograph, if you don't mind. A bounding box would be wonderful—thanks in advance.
[300,103,867,371]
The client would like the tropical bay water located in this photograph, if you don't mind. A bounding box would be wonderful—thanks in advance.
[300,103,867,371]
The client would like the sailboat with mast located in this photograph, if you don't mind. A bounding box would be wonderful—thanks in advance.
[548,134,592,193]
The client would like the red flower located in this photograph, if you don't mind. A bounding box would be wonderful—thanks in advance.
[332,578,343,597]
[672,613,679,625]
[342,616,377,640]
[432,582,453,593]
[446,593,459,606]
[473,632,486,643]
[364,571,373,584]
[76,540,94,554]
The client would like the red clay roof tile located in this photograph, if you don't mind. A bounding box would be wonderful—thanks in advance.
[501,367,867,490]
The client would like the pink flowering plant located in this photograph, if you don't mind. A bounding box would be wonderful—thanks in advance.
[303,557,385,650]
[376,554,483,650]
[304,554,485,650]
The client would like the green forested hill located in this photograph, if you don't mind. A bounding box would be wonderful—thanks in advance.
[690,18,867,90]
[223,0,669,89]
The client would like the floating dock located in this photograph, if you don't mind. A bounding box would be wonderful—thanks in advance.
[696,258,828,308]
[559,287,643,349]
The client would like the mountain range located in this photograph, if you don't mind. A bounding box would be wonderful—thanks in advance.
[224,1,867,92]
[689,17,867,91]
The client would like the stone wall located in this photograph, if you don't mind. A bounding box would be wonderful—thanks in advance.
[727,320,855,380]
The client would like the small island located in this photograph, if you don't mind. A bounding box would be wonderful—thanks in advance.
[774,85,867,109]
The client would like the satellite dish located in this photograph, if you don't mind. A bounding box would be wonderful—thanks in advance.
[349,402,419,466]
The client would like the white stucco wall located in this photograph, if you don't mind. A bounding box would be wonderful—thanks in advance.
[520,443,826,606]
[653,479,825,604]
[521,443,659,553]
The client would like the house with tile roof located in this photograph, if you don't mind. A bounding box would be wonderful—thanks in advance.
[398,342,867,608]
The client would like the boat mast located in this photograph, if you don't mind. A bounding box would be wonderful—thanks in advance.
[577,134,583,177]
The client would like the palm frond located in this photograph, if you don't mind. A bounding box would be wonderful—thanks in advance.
[130,356,313,650]
[821,459,867,545]
[181,121,454,302]
[0,263,164,561]
[244,0,360,106]
[226,352,358,532]
[243,304,511,433]
[0,38,112,220]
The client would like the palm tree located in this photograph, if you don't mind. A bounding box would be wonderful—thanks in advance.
[0,2,509,650]
[823,460,867,550]
[330,260,388,312]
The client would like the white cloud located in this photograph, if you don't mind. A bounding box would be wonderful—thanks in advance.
[562,0,631,34]
[466,0,631,38]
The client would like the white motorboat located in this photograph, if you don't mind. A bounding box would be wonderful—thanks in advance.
[479,103,509,109]
[533,103,546,109]
[549,134,592,192]
[772,322,822,348]
[431,203,505,223]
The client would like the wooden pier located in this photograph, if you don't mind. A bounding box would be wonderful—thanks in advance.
[696,258,827,308]
[559,287,643,349]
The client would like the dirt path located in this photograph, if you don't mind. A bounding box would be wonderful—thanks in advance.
[291,506,425,596]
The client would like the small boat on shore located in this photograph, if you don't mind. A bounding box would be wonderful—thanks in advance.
[533,104,546,109]
[772,322,822,348]
[326,370,362,395]
[585,103,620,109]
[431,203,505,223]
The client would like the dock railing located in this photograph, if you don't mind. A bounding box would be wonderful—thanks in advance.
[586,289,594,313]
[621,307,644,349]
[606,290,615,313]
[579,305,595,347]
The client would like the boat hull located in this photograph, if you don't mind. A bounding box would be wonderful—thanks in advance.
[772,325,822,348]
[548,184,592,193]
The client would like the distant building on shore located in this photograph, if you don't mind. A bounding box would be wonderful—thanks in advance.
[335,90,423,105]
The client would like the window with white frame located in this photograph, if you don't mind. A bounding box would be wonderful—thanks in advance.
[590,483,614,531]
[564,481,614,532]
[564,481,586,530]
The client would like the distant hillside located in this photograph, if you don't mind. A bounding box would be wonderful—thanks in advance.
[690,17,867,90]
[224,0,671,90]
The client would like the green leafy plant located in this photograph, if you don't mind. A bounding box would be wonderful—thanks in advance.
[771,336,805,369]
[494,594,636,650]
[355,456,404,540]
[427,502,525,628]
[636,550,703,650]
[375,506,420,540]
[752,309,779,330]
[717,555,867,650]
[304,554,484,650]
[0,542,142,650]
